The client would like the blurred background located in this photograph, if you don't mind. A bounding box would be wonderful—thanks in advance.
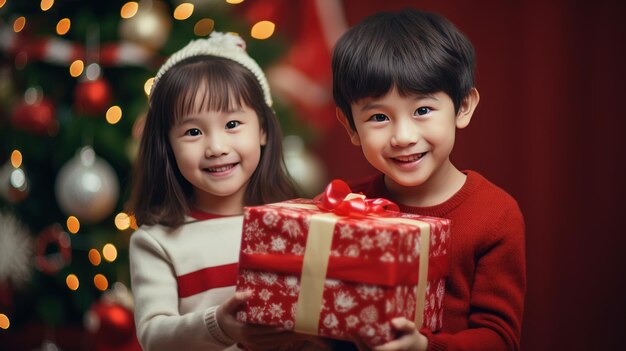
[0,0,624,350]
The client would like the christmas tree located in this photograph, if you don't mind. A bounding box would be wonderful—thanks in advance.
[0,1,305,349]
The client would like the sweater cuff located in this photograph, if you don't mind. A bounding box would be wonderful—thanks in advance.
[205,305,236,346]
[421,328,446,351]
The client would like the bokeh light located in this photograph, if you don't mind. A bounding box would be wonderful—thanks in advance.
[226,0,244,4]
[56,18,71,35]
[14,17,26,33]
[173,3,194,20]
[0,314,9,329]
[102,243,118,262]
[115,212,131,230]
[250,21,275,40]
[88,249,102,266]
[66,274,79,290]
[194,18,214,36]
[120,2,138,19]
[40,0,54,11]
[10,150,22,168]
[69,60,84,77]
[106,106,122,124]
[144,77,154,96]
[94,274,108,291]
[66,216,80,234]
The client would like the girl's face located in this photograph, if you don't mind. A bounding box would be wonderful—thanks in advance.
[168,95,266,215]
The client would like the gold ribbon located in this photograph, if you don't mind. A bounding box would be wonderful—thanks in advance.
[270,200,431,334]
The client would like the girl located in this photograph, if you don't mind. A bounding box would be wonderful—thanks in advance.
[128,32,316,351]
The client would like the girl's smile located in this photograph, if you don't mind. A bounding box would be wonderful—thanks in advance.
[204,162,238,176]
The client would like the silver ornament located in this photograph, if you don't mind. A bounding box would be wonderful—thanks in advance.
[54,146,119,223]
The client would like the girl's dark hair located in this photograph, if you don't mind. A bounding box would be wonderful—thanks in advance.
[332,8,476,130]
[129,56,298,228]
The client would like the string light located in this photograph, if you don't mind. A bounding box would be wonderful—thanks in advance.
[102,243,118,262]
[115,212,131,230]
[120,2,139,19]
[69,60,84,77]
[194,18,214,36]
[88,249,102,266]
[250,21,275,40]
[173,3,194,20]
[66,216,80,234]
[14,17,26,33]
[40,0,54,11]
[10,150,22,168]
[94,274,108,291]
[66,274,79,290]
[0,313,9,329]
[106,106,122,124]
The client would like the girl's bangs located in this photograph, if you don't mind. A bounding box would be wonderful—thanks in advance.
[172,62,252,121]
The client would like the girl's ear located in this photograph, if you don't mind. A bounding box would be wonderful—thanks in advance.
[260,128,267,146]
[456,87,480,129]
[336,108,361,146]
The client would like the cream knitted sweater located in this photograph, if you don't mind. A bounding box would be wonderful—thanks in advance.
[129,214,243,351]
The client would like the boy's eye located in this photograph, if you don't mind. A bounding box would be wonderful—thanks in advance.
[415,107,431,116]
[368,114,389,122]
[225,120,241,129]
[184,128,202,136]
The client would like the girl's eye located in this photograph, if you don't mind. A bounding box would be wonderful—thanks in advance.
[184,128,202,136]
[225,120,241,129]
[368,114,389,122]
[415,107,431,116]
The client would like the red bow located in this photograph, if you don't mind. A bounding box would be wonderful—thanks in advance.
[315,179,399,217]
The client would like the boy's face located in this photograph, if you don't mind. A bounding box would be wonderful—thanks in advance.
[338,88,476,190]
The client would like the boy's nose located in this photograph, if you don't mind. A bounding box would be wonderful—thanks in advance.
[391,120,419,147]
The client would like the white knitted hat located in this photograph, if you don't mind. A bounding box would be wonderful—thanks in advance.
[151,31,272,107]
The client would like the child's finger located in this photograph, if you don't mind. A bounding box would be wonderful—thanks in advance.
[390,317,416,332]
[220,291,252,314]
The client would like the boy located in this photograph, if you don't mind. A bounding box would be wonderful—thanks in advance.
[332,9,526,351]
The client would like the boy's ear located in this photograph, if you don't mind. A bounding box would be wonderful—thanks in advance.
[336,108,361,146]
[456,87,480,129]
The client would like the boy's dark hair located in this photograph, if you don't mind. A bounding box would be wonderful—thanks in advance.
[130,56,298,228]
[332,8,476,130]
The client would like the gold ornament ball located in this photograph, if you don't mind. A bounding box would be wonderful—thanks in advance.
[119,1,172,50]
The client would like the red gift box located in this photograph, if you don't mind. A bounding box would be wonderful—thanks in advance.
[235,180,449,346]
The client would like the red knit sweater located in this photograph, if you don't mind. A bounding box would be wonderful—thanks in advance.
[348,170,526,351]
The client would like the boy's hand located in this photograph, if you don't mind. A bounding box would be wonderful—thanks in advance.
[352,317,428,351]
[217,291,326,351]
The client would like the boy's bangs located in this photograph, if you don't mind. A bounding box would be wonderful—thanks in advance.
[173,62,251,121]
[350,42,445,102]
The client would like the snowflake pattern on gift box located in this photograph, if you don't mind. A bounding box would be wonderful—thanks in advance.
[236,199,449,346]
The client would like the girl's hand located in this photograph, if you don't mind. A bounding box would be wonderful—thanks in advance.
[217,291,325,351]
[352,317,428,351]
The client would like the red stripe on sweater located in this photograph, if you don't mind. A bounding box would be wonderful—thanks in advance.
[177,263,238,298]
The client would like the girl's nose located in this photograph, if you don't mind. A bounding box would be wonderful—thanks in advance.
[205,135,229,157]
[390,119,419,147]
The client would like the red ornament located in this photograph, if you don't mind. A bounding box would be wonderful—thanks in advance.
[74,78,113,116]
[85,301,137,348]
[11,97,57,135]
